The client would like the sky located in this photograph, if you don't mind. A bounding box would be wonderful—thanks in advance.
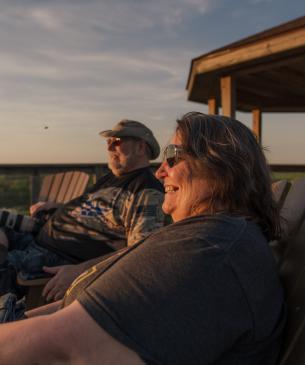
[0,0,304,164]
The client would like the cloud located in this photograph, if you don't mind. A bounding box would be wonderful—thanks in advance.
[0,52,61,78]
[28,7,61,30]
[250,0,273,4]
[0,0,214,36]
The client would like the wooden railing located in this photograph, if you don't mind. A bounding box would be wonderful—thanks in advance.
[0,163,107,176]
[0,163,161,204]
[0,163,107,204]
[0,163,304,205]
[269,165,305,172]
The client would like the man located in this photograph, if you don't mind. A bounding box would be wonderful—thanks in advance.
[0,119,165,300]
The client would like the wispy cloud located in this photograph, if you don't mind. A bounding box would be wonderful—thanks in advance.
[28,7,61,30]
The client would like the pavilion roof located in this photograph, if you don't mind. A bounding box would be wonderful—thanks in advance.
[186,16,305,112]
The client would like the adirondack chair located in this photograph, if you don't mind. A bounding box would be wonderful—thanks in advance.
[278,220,305,365]
[17,170,89,309]
[272,179,291,208]
[262,179,305,364]
[280,178,305,240]
[270,178,305,265]
[276,178,305,291]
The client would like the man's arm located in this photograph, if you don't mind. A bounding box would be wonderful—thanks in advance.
[0,301,145,365]
[126,188,164,246]
[42,249,127,301]
[30,201,62,216]
[42,258,105,301]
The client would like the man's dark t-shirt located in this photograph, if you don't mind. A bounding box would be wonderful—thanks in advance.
[64,214,286,365]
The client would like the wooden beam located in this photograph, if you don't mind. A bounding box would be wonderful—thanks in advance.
[194,27,305,76]
[221,76,236,117]
[242,71,305,94]
[208,98,219,114]
[252,108,262,142]
[226,52,305,79]
[236,85,305,112]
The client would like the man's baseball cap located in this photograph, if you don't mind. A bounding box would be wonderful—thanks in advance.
[99,119,160,160]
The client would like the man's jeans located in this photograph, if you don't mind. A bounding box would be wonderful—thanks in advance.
[6,230,70,279]
[0,293,26,323]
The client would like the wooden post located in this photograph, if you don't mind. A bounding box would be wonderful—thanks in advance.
[208,98,219,115]
[94,165,108,182]
[30,172,40,205]
[252,108,262,143]
[220,76,236,118]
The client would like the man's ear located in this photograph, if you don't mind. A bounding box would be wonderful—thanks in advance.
[138,140,147,155]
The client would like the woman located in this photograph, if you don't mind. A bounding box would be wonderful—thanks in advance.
[0,112,285,365]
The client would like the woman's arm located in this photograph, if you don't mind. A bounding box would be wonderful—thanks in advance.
[25,300,62,318]
[0,300,145,365]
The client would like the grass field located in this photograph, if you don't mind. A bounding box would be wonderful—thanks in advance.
[0,175,31,214]
[272,172,305,181]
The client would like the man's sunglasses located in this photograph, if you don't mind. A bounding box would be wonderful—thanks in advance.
[107,137,136,148]
[163,144,184,168]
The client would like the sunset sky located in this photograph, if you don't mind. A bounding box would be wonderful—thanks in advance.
[0,0,304,164]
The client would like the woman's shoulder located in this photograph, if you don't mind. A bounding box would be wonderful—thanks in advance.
[157,213,249,236]
[143,213,255,251]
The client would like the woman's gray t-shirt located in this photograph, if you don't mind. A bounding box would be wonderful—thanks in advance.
[65,214,286,365]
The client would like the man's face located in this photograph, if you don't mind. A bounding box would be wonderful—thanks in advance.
[107,137,143,176]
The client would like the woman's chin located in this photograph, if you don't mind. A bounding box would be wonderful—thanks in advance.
[162,202,172,217]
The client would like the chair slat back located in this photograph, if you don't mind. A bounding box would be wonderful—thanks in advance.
[277,176,305,364]
[280,178,305,240]
[70,172,90,201]
[38,174,55,202]
[279,219,305,299]
[46,172,65,202]
[54,171,74,203]
[38,171,89,204]
[61,171,89,203]
[279,222,305,365]
[272,180,291,208]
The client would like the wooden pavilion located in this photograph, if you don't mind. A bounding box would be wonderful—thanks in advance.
[186,16,305,141]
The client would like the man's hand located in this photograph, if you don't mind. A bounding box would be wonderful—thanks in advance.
[42,265,85,302]
[30,201,62,217]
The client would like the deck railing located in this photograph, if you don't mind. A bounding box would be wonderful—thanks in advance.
[0,163,304,206]
[269,165,305,173]
[0,163,161,205]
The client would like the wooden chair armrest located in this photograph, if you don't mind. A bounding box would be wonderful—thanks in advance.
[17,275,50,287]
[17,274,51,309]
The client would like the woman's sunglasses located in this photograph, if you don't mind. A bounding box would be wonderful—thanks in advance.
[163,144,184,168]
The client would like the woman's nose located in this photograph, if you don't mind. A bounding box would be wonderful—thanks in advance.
[155,161,168,180]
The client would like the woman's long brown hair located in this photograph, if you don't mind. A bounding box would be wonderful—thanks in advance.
[176,112,280,241]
